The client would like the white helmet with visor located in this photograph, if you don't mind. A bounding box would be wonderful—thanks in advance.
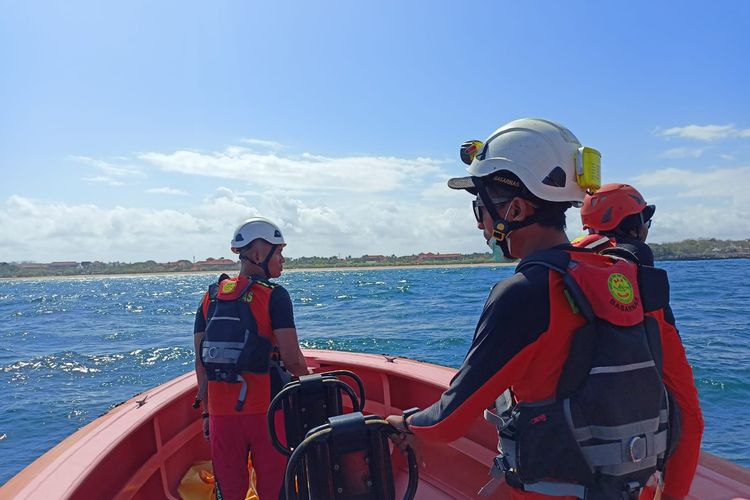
[449,118,600,206]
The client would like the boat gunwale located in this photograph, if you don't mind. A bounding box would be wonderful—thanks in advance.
[2,349,749,498]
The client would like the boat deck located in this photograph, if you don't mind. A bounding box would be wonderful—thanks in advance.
[2,350,749,499]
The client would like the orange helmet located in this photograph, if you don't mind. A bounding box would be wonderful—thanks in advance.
[581,183,655,232]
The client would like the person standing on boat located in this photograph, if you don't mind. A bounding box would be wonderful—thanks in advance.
[573,183,656,266]
[193,217,308,500]
[387,119,703,500]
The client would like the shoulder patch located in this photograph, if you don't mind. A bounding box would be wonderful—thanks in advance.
[608,273,634,305]
[221,280,237,294]
[564,253,643,326]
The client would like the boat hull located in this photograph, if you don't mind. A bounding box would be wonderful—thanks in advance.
[2,350,749,499]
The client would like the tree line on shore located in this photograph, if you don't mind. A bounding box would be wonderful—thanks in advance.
[1,238,748,279]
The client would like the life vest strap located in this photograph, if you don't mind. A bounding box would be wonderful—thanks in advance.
[517,258,596,323]
[580,430,668,467]
[477,456,506,497]
[570,411,668,442]
[483,408,512,431]
[235,375,248,412]
[202,344,244,365]
[480,452,587,499]
[523,481,586,498]
[496,428,667,481]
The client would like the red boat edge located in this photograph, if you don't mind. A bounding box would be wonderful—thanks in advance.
[2,350,749,499]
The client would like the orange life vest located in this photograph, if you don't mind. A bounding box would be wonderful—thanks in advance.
[201,276,280,415]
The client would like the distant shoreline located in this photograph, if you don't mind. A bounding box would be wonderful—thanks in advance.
[0,261,514,281]
[3,255,750,281]
[286,261,513,273]
[3,238,748,280]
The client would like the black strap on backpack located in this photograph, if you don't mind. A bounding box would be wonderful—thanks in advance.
[517,253,598,398]
[601,246,640,265]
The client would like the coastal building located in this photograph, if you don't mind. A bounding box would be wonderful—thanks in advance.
[193,258,237,271]
[48,261,81,270]
[361,255,387,262]
[417,252,462,261]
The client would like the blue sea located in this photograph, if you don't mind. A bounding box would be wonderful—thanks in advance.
[1,260,749,485]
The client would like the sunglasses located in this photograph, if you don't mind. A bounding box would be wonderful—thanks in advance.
[640,212,652,229]
[472,195,512,223]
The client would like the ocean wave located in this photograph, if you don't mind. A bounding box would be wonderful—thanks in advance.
[0,260,748,481]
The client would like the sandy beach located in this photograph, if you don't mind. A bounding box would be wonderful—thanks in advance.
[0,261,515,282]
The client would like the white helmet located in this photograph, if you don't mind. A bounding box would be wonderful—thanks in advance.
[448,118,597,205]
[230,217,285,253]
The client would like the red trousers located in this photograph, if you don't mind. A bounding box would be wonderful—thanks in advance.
[210,412,286,500]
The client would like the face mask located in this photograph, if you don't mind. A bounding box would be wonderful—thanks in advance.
[487,203,516,261]
[487,237,506,262]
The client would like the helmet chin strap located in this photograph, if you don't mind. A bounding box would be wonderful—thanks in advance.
[473,177,540,244]
[239,244,278,277]
[260,244,278,277]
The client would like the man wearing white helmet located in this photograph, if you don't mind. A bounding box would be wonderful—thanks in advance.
[388,119,702,500]
[193,217,308,500]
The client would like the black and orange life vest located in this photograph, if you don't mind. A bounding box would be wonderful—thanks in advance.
[484,251,678,498]
[200,275,281,412]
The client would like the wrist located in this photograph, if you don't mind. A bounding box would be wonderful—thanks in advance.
[402,407,420,434]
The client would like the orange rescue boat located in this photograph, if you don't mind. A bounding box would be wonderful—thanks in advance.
[2,350,749,499]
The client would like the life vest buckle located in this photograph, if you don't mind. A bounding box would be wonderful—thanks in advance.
[493,454,512,474]
[628,435,647,463]
[624,480,643,498]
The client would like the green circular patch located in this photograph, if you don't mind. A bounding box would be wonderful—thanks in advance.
[608,273,634,305]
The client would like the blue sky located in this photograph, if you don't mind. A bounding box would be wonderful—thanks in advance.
[1,0,749,263]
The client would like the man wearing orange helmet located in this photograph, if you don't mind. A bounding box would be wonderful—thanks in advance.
[575,185,705,500]
[576,184,656,266]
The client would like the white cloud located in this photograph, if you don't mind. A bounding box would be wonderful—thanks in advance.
[82,176,124,186]
[0,195,215,262]
[198,189,265,233]
[632,166,750,242]
[137,148,445,193]
[72,155,146,186]
[71,155,145,177]
[4,164,746,263]
[146,187,188,196]
[421,180,463,200]
[659,147,708,159]
[633,166,750,200]
[655,124,750,142]
[7,140,747,264]
[239,138,286,151]
[0,184,488,262]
